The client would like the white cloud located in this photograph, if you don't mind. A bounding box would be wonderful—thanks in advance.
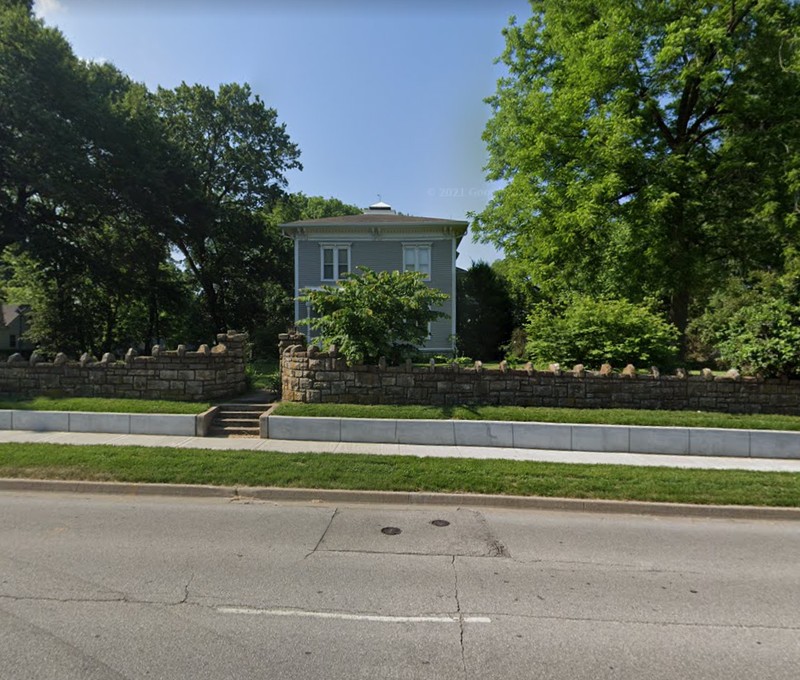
[33,0,66,21]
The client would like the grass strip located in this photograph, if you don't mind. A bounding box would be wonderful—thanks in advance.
[0,442,798,507]
[0,396,211,414]
[273,402,800,432]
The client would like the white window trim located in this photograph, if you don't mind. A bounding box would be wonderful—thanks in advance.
[402,242,432,281]
[320,243,351,282]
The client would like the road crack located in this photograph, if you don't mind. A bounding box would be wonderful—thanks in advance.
[462,608,800,631]
[452,555,467,679]
[0,594,126,604]
[305,507,338,558]
[178,572,195,605]
[1,588,192,608]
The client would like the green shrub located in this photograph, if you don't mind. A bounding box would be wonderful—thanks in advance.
[689,273,800,377]
[525,295,679,368]
[502,327,528,361]
[298,267,449,364]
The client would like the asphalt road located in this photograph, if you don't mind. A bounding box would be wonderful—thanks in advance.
[1,492,798,679]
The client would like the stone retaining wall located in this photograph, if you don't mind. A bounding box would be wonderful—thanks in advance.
[0,333,248,401]
[278,333,800,416]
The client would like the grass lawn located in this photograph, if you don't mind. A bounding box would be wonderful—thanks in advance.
[273,402,800,432]
[0,443,797,507]
[0,396,211,414]
[247,358,280,391]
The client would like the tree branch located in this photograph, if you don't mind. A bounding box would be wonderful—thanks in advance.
[650,102,676,148]
[728,1,757,35]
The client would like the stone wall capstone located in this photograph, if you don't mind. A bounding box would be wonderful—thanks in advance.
[278,332,800,415]
[0,332,248,401]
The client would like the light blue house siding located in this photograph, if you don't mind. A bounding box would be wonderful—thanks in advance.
[282,203,467,354]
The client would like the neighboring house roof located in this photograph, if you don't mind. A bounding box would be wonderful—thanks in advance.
[1,304,27,328]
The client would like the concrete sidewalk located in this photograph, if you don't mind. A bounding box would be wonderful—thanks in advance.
[1,429,800,472]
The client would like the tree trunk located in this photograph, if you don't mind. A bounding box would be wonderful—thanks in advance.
[670,287,691,359]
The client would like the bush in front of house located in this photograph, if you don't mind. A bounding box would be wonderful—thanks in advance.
[298,267,449,364]
[689,272,800,377]
[525,295,680,368]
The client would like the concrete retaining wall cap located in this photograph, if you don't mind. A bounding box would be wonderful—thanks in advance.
[263,415,800,461]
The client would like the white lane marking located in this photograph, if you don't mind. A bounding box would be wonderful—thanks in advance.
[216,607,490,624]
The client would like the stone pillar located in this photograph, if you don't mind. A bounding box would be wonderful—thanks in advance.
[278,332,306,355]
[217,331,248,358]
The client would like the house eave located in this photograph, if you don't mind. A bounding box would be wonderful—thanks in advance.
[281,223,467,243]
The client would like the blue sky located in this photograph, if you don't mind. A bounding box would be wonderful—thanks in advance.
[33,0,532,267]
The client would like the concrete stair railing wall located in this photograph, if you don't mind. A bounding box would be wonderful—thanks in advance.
[0,407,219,436]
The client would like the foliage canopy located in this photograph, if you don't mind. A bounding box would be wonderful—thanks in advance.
[476,0,800,341]
[456,261,513,360]
[0,5,349,357]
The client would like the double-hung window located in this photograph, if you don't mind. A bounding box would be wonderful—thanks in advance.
[321,244,350,281]
[402,243,431,280]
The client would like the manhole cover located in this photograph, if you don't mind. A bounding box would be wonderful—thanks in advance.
[318,509,509,557]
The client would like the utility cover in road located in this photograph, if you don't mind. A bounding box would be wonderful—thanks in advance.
[316,508,509,557]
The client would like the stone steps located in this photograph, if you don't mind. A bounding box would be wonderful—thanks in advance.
[209,402,271,438]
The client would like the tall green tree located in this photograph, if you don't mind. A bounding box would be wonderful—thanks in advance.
[0,1,33,11]
[476,0,800,342]
[1,2,102,247]
[268,193,362,224]
[1,6,314,356]
[1,236,191,357]
[456,261,513,360]
[155,82,302,335]
[0,4,192,353]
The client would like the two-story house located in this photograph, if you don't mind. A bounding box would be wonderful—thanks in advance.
[280,201,468,354]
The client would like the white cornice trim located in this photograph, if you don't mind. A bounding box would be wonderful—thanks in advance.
[299,231,455,242]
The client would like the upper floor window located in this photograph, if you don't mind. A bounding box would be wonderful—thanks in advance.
[403,243,431,280]
[321,244,350,281]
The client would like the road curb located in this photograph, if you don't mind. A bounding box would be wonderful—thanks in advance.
[0,478,232,498]
[1,477,798,520]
